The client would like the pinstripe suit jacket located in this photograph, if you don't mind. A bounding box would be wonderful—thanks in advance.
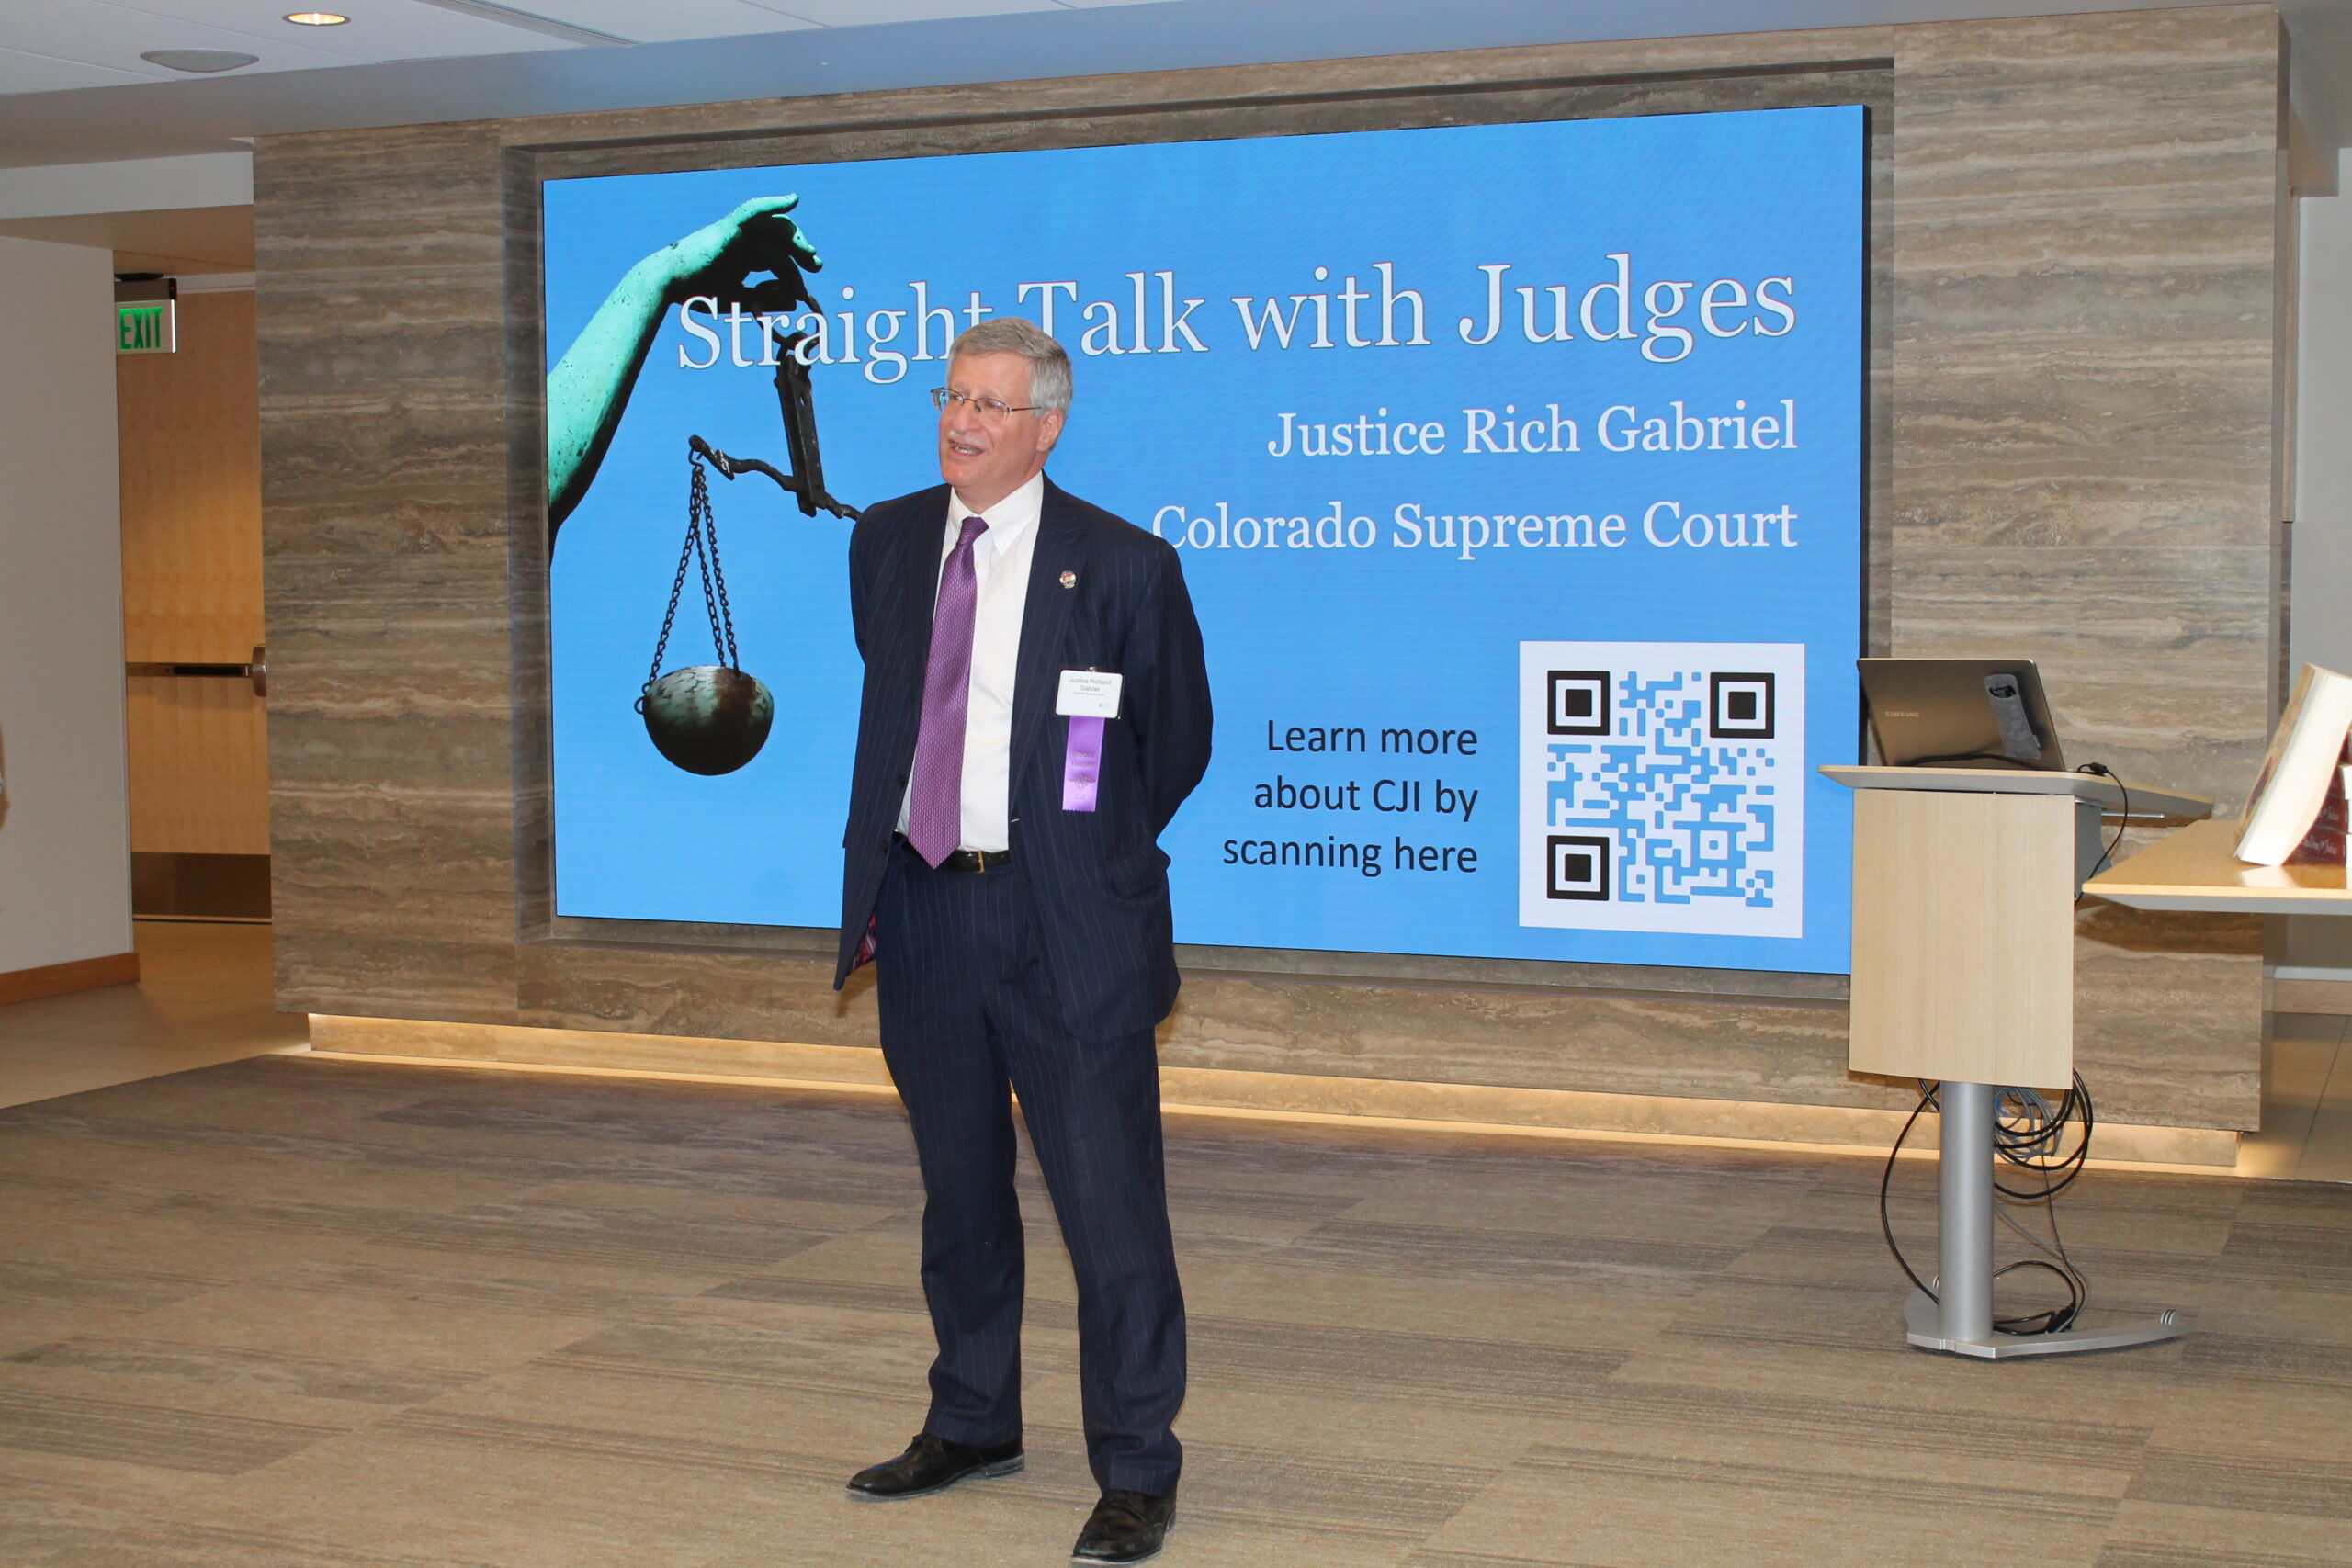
[834,475,1214,1042]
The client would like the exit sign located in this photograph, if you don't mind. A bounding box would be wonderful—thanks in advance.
[117,299,175,355]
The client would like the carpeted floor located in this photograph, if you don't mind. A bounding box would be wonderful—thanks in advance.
[0,1055,2346,1566]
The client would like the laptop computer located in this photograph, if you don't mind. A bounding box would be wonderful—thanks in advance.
[1858,658,2066,772]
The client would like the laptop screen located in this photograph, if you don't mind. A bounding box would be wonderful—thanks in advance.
[1858,659,2065,771]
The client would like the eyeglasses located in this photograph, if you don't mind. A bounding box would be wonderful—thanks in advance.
[932,388,1044,422]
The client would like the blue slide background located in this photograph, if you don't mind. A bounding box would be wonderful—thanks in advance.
[545,104,1863,973]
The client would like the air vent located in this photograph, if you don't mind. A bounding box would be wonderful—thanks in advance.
[140,50,260,73]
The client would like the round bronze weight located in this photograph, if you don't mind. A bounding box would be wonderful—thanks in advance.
[639,665,775,775]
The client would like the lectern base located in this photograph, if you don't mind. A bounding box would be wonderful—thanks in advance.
[1905,1081,2191,1359]
[1902,1290,2188,1359]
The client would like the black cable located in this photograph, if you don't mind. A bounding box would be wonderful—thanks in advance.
[2012,1152,2088,1332]
[2040,1160,2086,1326]
[1992,1075,2092,1200]
[2075,762,2131,900]
[1985,1082,2089,1332]
[1879,1072,2098,1336]
[1990,1258,2085,1334]
[1879,1081,1940,1300]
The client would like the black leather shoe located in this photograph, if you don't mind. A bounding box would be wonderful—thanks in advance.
[1072,1488,1176,1563]
[844,1432,1023,1501]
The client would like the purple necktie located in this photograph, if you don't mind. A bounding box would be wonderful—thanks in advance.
[906,515,989,866]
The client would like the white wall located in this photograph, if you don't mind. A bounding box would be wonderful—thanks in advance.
[2298,189,2352,678]
[0,234,131,974]
[2287,184,2352,977]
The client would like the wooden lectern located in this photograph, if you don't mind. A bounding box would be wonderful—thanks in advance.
[1826,765,2211,1358]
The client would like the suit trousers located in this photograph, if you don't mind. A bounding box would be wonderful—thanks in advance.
[872,848,1186,1495]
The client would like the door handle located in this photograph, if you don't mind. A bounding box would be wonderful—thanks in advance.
[125,643,267,699]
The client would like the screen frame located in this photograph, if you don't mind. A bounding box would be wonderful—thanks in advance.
[503,60,1891,1003]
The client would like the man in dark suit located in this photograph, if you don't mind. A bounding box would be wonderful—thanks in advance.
[834,316,1212,1564]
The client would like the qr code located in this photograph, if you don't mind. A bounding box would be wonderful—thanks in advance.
[1518,641,1805,938]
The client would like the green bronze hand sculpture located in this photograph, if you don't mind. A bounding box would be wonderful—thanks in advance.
[546,195,822,540]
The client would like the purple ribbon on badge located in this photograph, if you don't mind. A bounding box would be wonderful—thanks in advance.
[1063,716,1103,811]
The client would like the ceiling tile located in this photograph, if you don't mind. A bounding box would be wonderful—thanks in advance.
[93,0,579,64]
[519,0,819,44]
[0,45,161,93]
[747,0,1062,27]
[0,1,359,84]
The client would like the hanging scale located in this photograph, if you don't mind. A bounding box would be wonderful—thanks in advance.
[637,445,775,774]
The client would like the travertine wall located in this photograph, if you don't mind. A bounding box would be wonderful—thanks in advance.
[260,6,2284,1133]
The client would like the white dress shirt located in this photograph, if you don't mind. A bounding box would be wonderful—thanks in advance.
[897,469,1045,852]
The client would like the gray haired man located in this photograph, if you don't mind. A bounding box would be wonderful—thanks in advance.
[832,318,1214,1564]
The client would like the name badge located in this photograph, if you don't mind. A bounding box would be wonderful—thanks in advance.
[1057,670,1123,719]
[1057,670,1118,813]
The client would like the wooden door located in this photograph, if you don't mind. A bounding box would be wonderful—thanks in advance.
[118,288,269,918]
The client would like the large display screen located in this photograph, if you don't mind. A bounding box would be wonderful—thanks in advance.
[544,104,1864,974]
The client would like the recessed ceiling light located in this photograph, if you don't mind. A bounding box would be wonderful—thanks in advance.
[141,49,260,73]
[284,10,349,23]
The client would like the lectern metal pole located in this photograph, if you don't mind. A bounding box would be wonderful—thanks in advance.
[1938,1081,1996,1343]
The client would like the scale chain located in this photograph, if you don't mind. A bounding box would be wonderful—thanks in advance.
[640,451,743,705]
[698,467,738,670]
